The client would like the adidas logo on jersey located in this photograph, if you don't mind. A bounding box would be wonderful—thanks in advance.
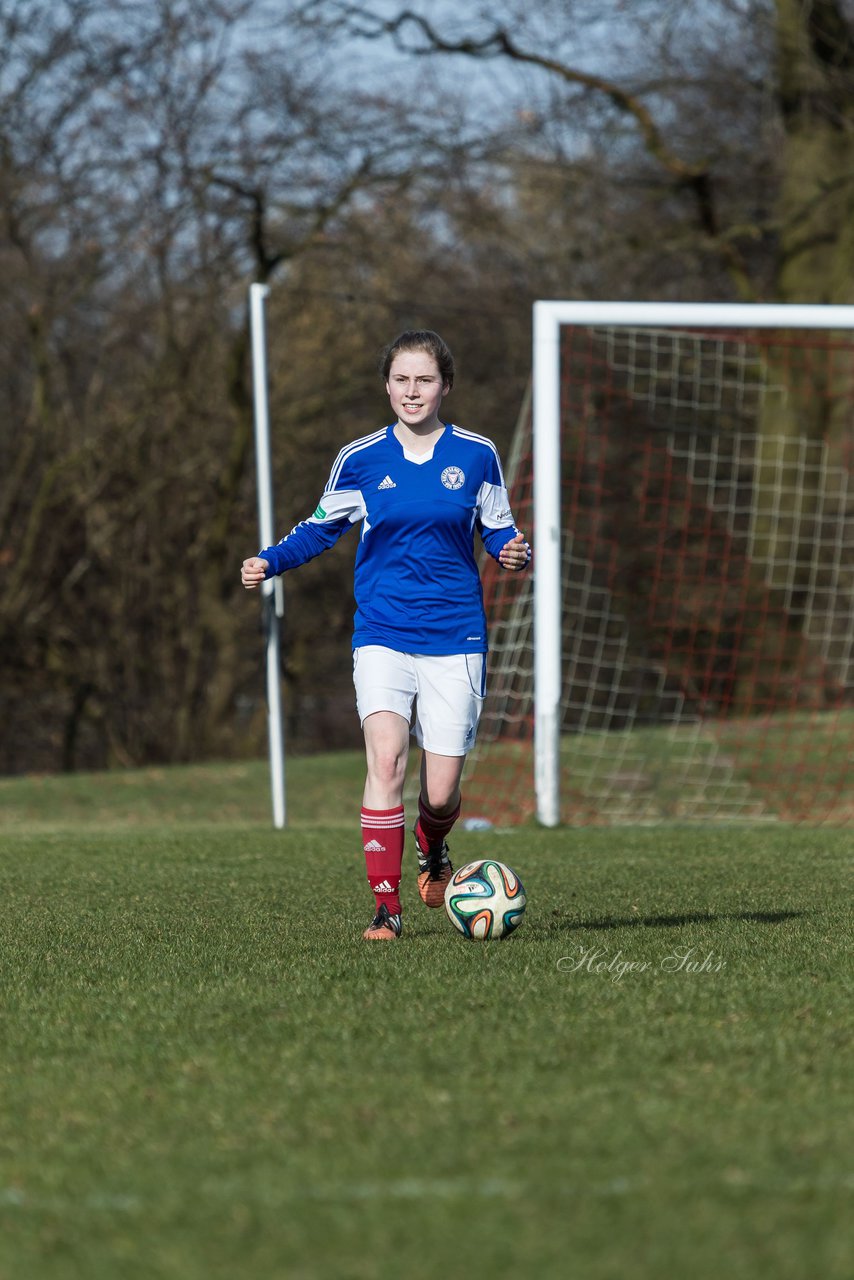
[371,879,395,893]
[364,838,386,852]
[378,475,396,490]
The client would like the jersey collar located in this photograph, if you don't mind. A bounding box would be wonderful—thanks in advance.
[388,422,449,463]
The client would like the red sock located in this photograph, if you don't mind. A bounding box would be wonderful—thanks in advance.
[416,794,461,852]
[361,806,405,915]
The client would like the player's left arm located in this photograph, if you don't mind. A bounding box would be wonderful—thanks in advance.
[475,457,531,572]
[495,528,531,572]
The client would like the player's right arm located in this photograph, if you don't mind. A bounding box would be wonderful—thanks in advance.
[241,556,270,589]
[241,445,368,588]
[241,507,353,589]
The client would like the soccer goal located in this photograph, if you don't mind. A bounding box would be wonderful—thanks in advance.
[465,302,854,828]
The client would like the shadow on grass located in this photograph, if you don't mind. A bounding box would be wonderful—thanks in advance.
[555,909,807,932]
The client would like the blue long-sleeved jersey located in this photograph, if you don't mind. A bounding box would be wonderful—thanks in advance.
[259,423,524,655]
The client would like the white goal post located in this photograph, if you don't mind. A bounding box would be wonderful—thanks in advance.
[533,300,854,827]
[249,282,287,829]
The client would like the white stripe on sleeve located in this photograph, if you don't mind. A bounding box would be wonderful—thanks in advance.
[476,481,515,529]
[309,488,366,525]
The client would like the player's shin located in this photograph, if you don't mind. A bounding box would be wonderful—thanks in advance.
[361,805,405,914]
[415,793,461,851]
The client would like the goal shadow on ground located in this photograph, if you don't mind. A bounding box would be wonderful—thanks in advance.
[555,909,807,931]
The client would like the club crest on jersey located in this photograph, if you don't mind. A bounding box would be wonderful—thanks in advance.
[441,465,465,490]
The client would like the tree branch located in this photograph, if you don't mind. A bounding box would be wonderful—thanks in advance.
[206,174,285,279]
[337,4,707,184]
[333,2,740,253]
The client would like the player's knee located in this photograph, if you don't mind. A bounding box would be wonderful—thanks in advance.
[368,748,407,790]
[423,784,461,815]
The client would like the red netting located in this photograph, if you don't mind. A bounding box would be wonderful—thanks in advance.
[465,326,854,826]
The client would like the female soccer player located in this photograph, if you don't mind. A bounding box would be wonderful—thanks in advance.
[241,330,530,939]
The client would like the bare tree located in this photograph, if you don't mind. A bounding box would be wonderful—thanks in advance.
[320,0,854,309]
[0,0,481,770]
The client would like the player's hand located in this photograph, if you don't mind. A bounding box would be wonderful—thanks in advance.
[241,556,270,589]
[499,532,530,572]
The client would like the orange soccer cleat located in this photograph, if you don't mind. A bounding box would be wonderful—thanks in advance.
[415,836,454,908]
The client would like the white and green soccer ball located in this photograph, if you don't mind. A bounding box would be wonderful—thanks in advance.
[443,859,527,940]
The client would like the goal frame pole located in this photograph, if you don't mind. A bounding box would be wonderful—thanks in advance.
[249,282,286,830]
[532,299,854,828]
[533,304,563,827]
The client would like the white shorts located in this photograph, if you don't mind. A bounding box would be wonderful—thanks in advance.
[353,646,486,757]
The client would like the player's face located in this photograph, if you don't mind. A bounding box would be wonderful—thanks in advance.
[386,351,449,431]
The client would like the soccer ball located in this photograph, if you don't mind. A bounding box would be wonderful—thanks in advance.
[443,859,527,940]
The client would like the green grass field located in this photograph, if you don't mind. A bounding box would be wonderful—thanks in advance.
[0,758,851,1279]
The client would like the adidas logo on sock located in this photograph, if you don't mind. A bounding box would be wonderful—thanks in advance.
[364,839,386,853]
[378,475,396,490]
[371,879,395,893]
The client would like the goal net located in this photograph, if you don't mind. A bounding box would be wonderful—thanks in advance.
[464,303,854,828]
